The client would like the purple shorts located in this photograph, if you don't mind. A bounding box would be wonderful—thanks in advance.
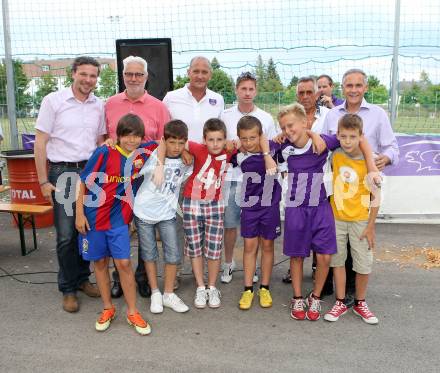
[283,201,336,257]
[241,203,281,240]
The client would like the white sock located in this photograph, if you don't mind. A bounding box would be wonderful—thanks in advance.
[163,292,173,298]
[197,286,206,291]
[209,286,217,291]
[152,288,161,294]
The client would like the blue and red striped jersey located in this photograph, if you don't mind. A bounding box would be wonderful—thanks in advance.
[80,142,157,230]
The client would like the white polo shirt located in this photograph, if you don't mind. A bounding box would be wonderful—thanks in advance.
[221,105,280,181]
[220,105,279,140]
[163,84,224,143]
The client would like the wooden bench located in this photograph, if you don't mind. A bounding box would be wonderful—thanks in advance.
[0,203,53,256]
[0,185,11,193]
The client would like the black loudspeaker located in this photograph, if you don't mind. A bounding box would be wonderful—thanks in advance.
[115,38,173,100]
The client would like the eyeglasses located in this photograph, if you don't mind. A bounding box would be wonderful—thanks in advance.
[236,71,257,84]
[124,72,145,79]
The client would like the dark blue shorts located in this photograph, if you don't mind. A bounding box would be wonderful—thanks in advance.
[78,225,131,261]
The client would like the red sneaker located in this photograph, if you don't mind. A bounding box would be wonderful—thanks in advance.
[324,300,348,322]
[353,301,379,325]
[306,294,321,321]
[290,298,306,320]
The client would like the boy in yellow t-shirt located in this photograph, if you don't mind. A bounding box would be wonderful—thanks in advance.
[324,114,381,325]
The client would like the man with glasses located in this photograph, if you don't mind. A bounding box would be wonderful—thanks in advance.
[105,55,170,299]
[35,56,105,312]
[220,71,278,284]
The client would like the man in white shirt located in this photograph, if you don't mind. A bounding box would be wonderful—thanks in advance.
[220,71,279,284]
[163,56,224,142]
[162,56,224,287]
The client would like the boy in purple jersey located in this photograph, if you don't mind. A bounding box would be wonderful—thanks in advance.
[76,114,157,335]
[233,116,282,310]
[278,103,340,321]
[279,104,377,322]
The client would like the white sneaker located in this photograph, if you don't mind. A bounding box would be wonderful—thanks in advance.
[221,260,236,284]
[253,271,259,284]
[207,287,221,308]
[194,287,207,309]
[163,293,189,313]
[150,291,163,314]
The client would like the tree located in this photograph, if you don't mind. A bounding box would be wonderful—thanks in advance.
[97,66,116,98]
[64,66,73,87]
[254,55,266,91]
[208,68,235,104]
[287,76,299,89]
[211,57,220,70]
[34,73,58,109]
[173,74,189,89]
[0,59,32,116]
[365,75,388,104]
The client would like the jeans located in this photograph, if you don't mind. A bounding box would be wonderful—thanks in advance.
[135,217,181,264]
[48,164,91,295]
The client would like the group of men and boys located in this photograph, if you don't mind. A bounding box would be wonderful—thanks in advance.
[33,55,398,335]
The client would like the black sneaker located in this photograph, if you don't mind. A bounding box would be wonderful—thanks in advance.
[111,281,123,298]
[282,269,292,284]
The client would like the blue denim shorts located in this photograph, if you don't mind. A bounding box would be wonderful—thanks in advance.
[224,180,241,229]
[134,216,181,264]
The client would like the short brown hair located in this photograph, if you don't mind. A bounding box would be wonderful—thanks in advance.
[203,118,227,139]
[237,115,262,136]
[116,113,145,139]
[236,71,257,88]
[71,56,100,75]
[277,103,306,122]
[164,120,188,140]
[337,114,363,135]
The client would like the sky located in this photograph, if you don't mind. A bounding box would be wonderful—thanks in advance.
[1,0,439,86]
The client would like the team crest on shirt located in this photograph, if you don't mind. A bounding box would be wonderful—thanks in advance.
[339,166,358,183]
[133,159,144,170]
[209,98,217,105]
[82,238,89,253]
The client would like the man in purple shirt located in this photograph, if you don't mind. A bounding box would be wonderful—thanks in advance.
[322,68,399,170]
[317,74,345,109]
[35,56,105,313]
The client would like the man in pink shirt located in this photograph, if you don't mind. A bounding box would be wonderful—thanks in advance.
[105,56,170,142]
[35,56,106,313]
[105,56,170,299]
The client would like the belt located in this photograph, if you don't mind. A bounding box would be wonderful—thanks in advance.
[49,160,87,168]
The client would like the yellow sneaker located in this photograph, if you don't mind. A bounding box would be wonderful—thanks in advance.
[239,290,254,310]
[258,288,273,308]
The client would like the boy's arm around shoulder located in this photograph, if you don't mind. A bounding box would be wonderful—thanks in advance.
[261,135,277,176]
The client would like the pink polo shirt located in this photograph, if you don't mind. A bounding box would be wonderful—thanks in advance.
[105,91,170,141]
[35,87,106,162]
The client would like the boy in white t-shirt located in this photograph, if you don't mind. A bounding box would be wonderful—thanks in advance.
[134,120,192,314]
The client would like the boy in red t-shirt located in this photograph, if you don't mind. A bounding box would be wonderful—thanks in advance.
[182,119,233,309]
